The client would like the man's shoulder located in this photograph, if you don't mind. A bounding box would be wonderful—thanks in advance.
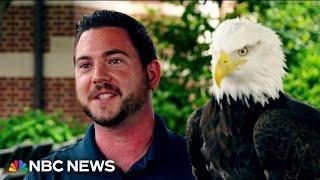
[167,130,186,146]
[155,114,187,147]
[165,130,190,160]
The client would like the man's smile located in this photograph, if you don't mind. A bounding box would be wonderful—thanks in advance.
[89,90,120,106]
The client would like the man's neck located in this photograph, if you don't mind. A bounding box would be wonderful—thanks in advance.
[94,106,155,173]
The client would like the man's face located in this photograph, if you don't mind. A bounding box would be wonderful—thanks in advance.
[75,27,150,127]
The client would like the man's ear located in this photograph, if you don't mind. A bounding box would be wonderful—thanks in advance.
[146,60,161,91]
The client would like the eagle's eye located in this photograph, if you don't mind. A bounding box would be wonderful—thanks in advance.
[238,47,248,56]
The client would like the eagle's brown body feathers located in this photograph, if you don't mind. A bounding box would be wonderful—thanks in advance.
[186,93,320,179]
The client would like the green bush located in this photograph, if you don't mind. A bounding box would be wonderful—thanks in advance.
[0,109,86,149]
[284,45,320,109]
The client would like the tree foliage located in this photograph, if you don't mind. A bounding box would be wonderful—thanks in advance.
[141,1,214,134]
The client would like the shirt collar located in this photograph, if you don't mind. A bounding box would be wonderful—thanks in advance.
[146,114,170,161]
[77,123,105,160]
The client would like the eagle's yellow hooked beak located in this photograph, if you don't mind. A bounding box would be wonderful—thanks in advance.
[214,51,246,88]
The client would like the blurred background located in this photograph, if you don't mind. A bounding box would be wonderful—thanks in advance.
[0,1,319,174]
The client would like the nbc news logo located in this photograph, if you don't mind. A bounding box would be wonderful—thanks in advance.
[8,160,28,173]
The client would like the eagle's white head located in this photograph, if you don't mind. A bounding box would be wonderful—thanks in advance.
[211,18,286,107]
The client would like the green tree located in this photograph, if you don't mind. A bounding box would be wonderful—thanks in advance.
[141,1,214,134]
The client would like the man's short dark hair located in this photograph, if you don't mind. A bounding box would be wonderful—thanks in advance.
[74,10,158,67]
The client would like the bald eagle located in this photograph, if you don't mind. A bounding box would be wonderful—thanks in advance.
[186,18,320,180]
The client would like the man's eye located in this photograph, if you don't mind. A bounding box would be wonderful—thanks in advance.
[80,64,92,69]
[109,59,121,64]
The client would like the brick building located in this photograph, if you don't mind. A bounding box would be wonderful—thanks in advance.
[0,1,183,121]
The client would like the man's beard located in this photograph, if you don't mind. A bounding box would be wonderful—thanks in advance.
[79,75,150,127]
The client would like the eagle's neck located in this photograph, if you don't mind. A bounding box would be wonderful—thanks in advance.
[201,92,285,141]
[201,96,261,139]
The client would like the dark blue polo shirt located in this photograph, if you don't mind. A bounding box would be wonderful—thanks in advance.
[24,114,195,180]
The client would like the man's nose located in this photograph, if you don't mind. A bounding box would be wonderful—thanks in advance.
[92,64,112,84]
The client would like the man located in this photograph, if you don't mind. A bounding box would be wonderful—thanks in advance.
[25,10,195,180]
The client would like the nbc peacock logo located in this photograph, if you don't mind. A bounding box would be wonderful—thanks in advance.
[8,160,28,173]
